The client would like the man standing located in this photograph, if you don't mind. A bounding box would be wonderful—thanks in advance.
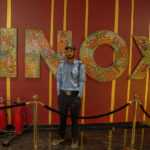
[52,44,85,149]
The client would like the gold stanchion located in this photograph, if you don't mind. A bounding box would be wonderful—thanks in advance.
[122,95,138,150]
[33,95,38,150]
[130,94,138,150]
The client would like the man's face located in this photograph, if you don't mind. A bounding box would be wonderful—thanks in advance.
[65,48,75,60]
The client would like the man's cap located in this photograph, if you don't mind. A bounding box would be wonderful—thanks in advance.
[65,44,76,50]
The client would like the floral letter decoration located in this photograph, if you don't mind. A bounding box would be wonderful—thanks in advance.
[79,30,129,82]
[130,36,150,80]
[0,28,17,77]
[25,29,72,78]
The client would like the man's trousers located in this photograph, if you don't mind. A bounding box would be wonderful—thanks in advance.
[58,90,81,139]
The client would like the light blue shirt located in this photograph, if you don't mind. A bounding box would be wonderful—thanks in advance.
[57,60,85,98]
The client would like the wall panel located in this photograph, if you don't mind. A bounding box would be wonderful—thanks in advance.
[130,0,150,122]
[0,0,7,101]
[51,0,65,124]
[113,0,131,122]
[85,0,115,123]
[0,0,150,124]
[11,0,51,124]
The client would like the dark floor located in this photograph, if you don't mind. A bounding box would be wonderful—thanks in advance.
[0,127,150,150]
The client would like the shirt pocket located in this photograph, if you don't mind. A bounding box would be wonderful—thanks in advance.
[71,67,79,79]
[59,69,67,75]
[61,70,68,82]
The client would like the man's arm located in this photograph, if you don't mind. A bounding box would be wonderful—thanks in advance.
[78,64,86,98]
[57,64,62,96]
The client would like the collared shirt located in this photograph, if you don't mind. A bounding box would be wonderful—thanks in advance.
[57,59,85,98]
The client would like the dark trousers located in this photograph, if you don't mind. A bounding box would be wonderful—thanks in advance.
[58,90,81,139]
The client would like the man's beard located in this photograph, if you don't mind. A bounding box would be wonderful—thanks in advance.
[66,54,75,60]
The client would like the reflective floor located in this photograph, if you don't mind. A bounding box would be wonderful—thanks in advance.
[0,127,150,150]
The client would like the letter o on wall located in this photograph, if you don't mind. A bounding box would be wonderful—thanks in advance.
[79,30,129,82]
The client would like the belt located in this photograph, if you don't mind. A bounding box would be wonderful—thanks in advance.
[61,90,79,96]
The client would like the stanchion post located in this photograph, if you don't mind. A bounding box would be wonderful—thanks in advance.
[33,95,38,150]
[130,94,138,150]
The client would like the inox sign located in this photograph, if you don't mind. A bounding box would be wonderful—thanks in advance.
[0,28,149,82]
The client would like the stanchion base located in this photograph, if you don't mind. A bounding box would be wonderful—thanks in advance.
[122,148,137,150]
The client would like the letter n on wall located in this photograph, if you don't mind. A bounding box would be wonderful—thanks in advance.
[25,29,72,78]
